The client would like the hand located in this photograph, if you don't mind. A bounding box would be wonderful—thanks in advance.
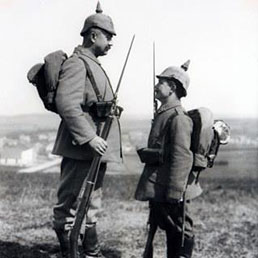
[88,136,108,155]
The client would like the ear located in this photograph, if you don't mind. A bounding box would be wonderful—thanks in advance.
[90,31,97,43]
[170,82,177,92]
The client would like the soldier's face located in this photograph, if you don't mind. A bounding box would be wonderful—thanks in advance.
[155,79,173,101]
[93,29,113,56]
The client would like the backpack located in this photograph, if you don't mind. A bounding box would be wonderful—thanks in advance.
[27,50,68,113]
[137,107,230,171]
[27,50,110,115]
[187,107,230,172]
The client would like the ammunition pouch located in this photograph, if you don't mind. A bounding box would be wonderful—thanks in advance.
[89,101,123,119]
[137,148,163,165]
[90,101,113,118]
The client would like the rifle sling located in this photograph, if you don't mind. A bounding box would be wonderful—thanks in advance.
[79,57,103,102]
[79,57,123,159]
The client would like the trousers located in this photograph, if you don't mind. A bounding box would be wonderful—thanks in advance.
[53,157,106,231]
[150,200,194,258]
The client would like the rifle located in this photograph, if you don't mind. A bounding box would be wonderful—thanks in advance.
[69,35,135,258]
[143,203,158,258]
[181,191,186,247]
[143,43,158,258]
[153,42,158,120]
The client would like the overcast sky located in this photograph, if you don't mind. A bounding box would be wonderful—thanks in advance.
[0,0,257,119]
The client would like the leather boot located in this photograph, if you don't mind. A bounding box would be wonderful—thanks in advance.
[177,236,194,258]
[81,223,103,258]
[166,231,181,258]
[55,229,71,258]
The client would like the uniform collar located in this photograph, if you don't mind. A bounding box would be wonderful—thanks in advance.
[157,99,182,114]
[74,45,101,65]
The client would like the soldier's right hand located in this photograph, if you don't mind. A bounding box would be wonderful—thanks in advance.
[88,136,108,155]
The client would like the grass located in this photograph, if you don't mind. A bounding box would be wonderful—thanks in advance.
[0,165,258,258]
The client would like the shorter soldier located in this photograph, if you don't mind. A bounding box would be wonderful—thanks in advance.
[135,61,201,258]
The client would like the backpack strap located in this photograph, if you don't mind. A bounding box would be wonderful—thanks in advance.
[78,57,103,102]
[160,112,178,139]
[159,107,186,139]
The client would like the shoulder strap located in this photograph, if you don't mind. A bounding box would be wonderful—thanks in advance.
[160,112,179,139]
[78,57,103,101]
[160,109,189,145]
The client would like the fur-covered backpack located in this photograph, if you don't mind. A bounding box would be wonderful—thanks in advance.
[27,50,68,113]
[187,107,230,172]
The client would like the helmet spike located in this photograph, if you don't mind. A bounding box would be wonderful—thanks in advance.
[181,60,190,71]
[80,1,116,36]
[96,1,103,13]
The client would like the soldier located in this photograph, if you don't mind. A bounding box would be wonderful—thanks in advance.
[135,61,201,258]
[52,2,121,258]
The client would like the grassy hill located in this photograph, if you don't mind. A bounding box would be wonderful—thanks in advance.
[0,114,257,257]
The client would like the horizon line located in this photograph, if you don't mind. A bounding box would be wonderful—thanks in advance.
[0,112,257,120]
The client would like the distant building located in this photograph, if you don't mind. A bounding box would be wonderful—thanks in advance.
[19,134,31,144]
[0,146,37,167]
[46,142,56,159]
[38,134,48,141]
[4,138,18,147]
[47,132,56,142]
[121,134,135,154]
[0,137,6,148]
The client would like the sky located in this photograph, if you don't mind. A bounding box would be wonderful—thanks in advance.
[0,0,258,119]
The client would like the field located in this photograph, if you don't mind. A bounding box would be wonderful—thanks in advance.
[0,116,258,257]
[0,147,258,258]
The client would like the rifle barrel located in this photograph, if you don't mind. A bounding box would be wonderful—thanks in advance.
[153,42,157,119]
[153,42,155,91]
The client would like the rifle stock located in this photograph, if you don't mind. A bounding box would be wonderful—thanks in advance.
[70,115,113,258]
[181,191,186,247]
[143,221,158,258]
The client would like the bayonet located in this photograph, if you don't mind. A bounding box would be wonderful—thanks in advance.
[115,34,135,98]
[153,42,158,119]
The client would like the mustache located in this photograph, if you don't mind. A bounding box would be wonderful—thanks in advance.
[105,45,112,51]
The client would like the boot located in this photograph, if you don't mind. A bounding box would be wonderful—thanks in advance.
[166,231,181,258]
[81,223,104,258]
[177,236,194,258]
[55,229,70,258]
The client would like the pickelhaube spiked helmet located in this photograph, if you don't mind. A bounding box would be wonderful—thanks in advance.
[157,60,190,96]
[80,1,116,36]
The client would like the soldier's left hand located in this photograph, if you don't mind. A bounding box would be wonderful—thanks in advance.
[88,136,108,155]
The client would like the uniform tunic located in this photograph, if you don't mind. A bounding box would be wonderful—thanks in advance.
[52,46,121,230]
[52,45,121,162]
[135,100,202,202]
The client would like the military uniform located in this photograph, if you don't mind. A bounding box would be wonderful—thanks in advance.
[52,45,121,257]
[53,45,121,228]
[135,101,202,203]
[135,63,200,258]
[52,46,120,163]
[52,3,120,258]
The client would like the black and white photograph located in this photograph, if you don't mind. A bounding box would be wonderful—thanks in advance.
[0,0,257,257]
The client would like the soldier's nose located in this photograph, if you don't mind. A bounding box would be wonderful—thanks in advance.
[108,39,113,46]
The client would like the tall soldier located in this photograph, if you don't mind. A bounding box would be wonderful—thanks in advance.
[135,61,201,258]
[52,2,121,258]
